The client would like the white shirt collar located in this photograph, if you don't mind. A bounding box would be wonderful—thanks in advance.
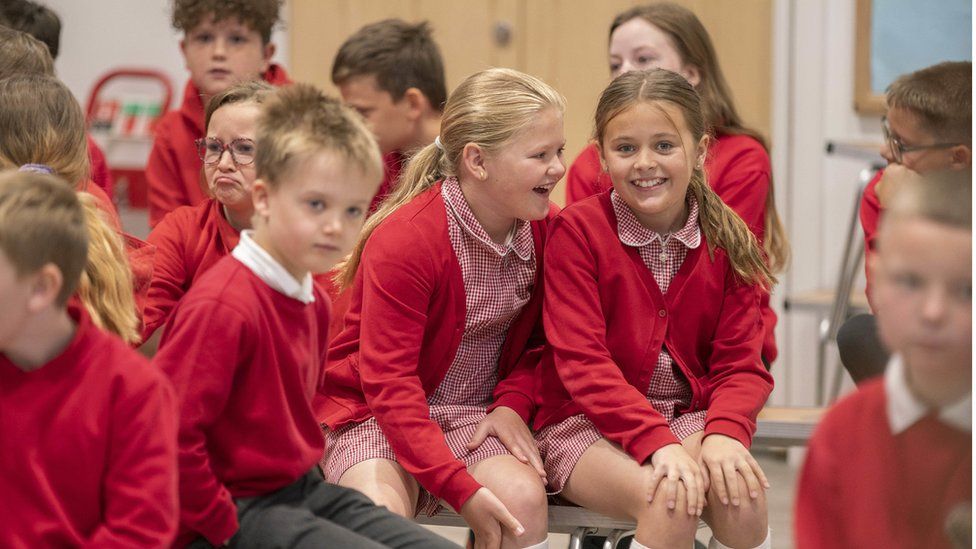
[231,230,315,304]
[885,354,971,434]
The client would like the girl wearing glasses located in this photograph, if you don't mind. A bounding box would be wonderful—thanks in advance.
[142,81,273,344]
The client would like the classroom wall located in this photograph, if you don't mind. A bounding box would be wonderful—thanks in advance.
[37,0,898,407]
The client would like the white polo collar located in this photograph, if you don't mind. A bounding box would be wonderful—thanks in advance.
[231,230,315,304]
[885,354,970,434]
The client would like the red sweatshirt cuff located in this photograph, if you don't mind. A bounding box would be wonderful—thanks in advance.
[704,417,753,448]
[630,425,682,465]
[196,495,239,546]
[439,467,483,513]
[488,393,535,424]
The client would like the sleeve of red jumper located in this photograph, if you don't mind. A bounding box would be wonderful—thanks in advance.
[565,145,603,206]
[702,271,773,447]
[147,131,189,229]
[357,223,482,512]
[860,170,883,309]
[544,218,679,464]
[142,215,190,341]
[88,366,180,547]
[712,169,768,238]
[87,135,114,198]
[794,422,845,549]
[154,300,252,545]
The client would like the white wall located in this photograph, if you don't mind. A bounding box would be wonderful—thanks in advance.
[46,0,290,111]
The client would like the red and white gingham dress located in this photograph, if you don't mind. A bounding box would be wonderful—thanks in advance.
[537,190,708,493]
[324,178,537,515]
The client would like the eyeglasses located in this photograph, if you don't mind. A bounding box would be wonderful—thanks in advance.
[881,116,962,164]
[195,137,256,166]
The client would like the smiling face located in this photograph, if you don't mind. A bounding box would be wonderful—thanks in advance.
[180,16,274,97]
[599,100,705,234]
[463,107,565,237]
[608,17,699,85]
[203,101,261,223]
[873,216,972,389]
[251,149,378,279]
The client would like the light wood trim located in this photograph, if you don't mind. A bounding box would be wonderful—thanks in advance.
[854,0,886,114]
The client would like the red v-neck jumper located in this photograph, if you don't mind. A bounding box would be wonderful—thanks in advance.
[534,191,773,463]
[318,182,556,512]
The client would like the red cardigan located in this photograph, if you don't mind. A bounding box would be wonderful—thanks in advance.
[143,199,340,342]
[0,305,178,547]
[566,134,778,363]
[319,183,555,512]
[795,377,970,549]
[370,150,405,213]
[154,256,331,546]
[535,191,773,464]
[146,65,290,227]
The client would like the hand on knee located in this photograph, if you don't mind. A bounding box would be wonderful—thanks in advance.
[699,435,768,507]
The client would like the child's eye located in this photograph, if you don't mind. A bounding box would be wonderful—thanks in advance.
[346,206,364,218]
[193,32,214,44]
[616,144,636,154]
[893,272,923,290]
[637,56,654,65]
[655,142,675,152]
[307,200,325,211]
[557,147,565,157]
[229,34,250,45]
[533,151,547,159]
[952,284,972,301]
[609,62,621,73]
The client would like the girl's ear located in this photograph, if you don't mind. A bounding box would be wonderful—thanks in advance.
[695,134,710,169]
[595,141,609,172]
[681,64,702,88]
[26,263,63,314]
[461,142,489,181]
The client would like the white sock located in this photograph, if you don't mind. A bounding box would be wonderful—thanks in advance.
[520,537,549,549]
[708,527,771,549]
[628,539,651,549]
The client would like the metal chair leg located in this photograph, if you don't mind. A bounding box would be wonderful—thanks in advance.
[569,527,599,549]
[604,529,637,549]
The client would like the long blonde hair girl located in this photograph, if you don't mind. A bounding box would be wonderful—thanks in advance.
[596,69,774,289]
[338,67,566,288]
[610,3,789,272]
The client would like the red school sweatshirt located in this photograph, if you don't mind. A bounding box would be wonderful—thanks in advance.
[153,254,330,546]
[146,64,291,228]
[795,377,970,549]
[0,305,179,547]
[534,191,773,463]
[858,169,884,308]
[318,182,555,512]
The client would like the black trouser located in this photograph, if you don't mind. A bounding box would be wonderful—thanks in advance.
[190,470,460,549]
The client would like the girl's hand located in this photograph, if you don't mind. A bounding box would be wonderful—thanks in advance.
[467,406,546,482]
[459,487,525,549]
[699,434,770,507]
[647,443,705,516]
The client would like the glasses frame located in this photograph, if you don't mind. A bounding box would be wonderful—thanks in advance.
[195,137,257,166]
[881,116,962,164]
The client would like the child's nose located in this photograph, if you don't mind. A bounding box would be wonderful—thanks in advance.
[635,148,656,169]
[212,37,228,58]
[920,287,950,324]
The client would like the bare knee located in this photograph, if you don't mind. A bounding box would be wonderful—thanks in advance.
[633,480,699,548]
[705,473,768,548]
[487,468,548,528]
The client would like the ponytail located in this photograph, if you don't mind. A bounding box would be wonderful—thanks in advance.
[75,192,139,344]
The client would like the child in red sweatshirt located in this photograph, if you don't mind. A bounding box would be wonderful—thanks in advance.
[153,83,456,548]
[0,170,178,547]
[147,0,290,227]
[797,171,971,549]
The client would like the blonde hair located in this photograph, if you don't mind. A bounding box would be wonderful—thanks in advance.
[204,80,274,131]
[337,67,566,288]
[886,61,972,145]
[595,69,774,289]
[76,193,139,344]
[256,83,382,189]
[0,171,138,343]
[609,2,789,272]
[0,75,90,187]
[882,170,972,231]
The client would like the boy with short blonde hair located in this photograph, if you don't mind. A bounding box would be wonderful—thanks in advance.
[798,171,971,548]
[154,84,455,548]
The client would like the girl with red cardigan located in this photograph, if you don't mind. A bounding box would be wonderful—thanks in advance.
[319,68,565,549]
[536,70,774,549]
[565,3,789,366]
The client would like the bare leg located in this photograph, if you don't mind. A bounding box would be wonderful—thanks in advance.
[561,439,698,549]
[337,458,420,518]
[468,455,549,548]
